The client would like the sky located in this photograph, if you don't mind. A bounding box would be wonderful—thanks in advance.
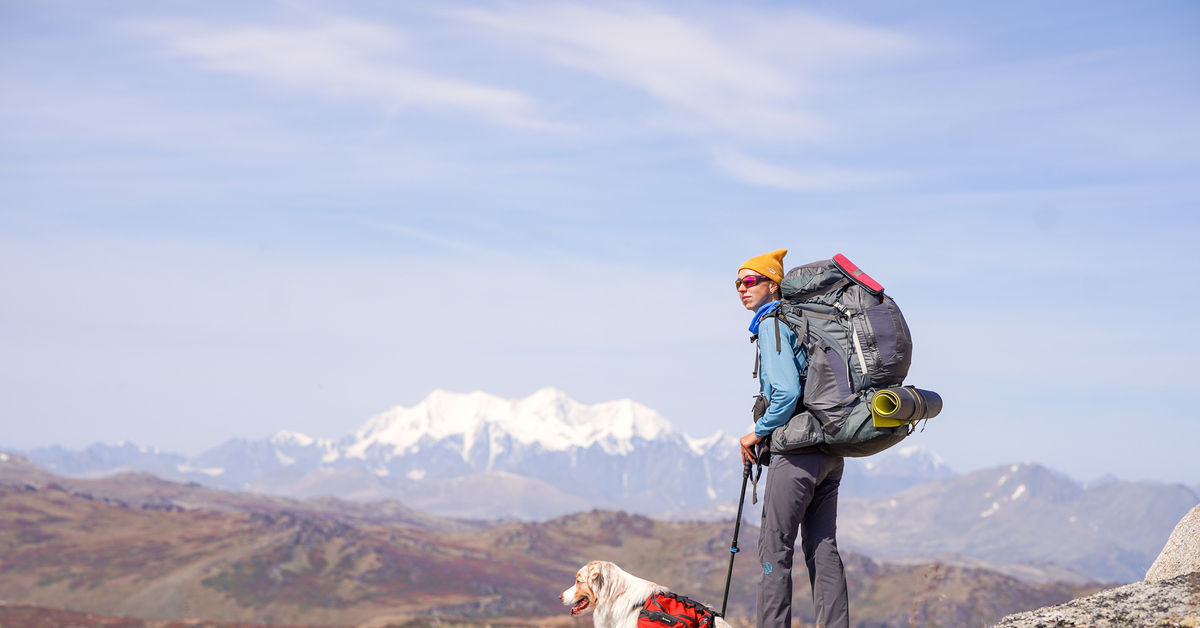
[1,0,1198,485]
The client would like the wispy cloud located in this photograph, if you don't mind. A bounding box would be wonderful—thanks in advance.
[130,17,553,129]
[453,3,918,143]
[114,5,923,189]
[711,147,895,191]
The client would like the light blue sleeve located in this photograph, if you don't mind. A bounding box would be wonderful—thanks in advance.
[755,317,807,438]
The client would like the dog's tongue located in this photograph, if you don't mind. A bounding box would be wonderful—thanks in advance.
[571,599,589,615]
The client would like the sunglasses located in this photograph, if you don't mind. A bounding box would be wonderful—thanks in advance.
[735,274,771,289]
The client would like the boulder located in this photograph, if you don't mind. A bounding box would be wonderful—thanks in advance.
[995,572,1200,627]
[1146,503,1200,583]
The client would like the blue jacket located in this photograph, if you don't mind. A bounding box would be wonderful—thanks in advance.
[750,302,808,439]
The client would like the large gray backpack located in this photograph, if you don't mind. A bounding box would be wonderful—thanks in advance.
[763,255,917,457]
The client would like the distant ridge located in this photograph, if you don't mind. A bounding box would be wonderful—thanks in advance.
[838,462,1199,583]
[4,442,1192,583]
[21,389,738,514]
[15,388,953,517]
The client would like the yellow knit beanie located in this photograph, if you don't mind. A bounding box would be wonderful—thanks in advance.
[739,249,788,283]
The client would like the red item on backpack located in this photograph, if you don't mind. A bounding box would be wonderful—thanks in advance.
[832,253,884,295]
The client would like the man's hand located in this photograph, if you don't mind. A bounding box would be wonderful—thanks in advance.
[740,433,762,466]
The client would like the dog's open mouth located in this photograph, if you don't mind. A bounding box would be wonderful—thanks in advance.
[570,598,590,615]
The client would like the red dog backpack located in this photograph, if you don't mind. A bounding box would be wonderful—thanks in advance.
[637,592,719,628]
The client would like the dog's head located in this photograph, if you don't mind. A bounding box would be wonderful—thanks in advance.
[559,560,618,616]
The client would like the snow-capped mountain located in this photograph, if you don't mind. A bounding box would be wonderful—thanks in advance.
[324,388,739,511]
[15,388,951,518]
[345,388,681,461]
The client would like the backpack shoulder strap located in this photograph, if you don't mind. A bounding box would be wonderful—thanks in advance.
[750,335,759,378]
[774,311,781,352]
[776,305,811,345]
[757,308,784,354]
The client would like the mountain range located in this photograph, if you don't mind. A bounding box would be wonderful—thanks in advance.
[20,388,953,518]
[10,388,1197,583]
[837,462,1199,583]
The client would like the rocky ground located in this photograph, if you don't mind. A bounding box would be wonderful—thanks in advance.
[994,571,1199,628]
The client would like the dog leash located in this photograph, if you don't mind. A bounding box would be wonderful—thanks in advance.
[719,458,753,618]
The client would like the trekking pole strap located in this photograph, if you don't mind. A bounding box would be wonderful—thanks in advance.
[750,463,760,504]
[749,444,766,504]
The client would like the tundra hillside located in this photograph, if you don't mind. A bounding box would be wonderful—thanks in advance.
[0,454,1103,628]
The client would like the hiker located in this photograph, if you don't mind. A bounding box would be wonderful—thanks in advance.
[736,249,850,628]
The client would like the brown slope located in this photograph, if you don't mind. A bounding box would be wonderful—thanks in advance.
[466,512,1102,628]
[844,560,1103,628]
[0,455,1104,628]
[0,602,322,628]
[0,602,583,628]
[0,452,482,532]
[0,483,573,625]
[453,511,763,618]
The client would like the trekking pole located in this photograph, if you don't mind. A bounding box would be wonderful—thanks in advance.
[720,457,753,617]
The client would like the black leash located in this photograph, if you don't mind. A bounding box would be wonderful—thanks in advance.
[719,458,753,618]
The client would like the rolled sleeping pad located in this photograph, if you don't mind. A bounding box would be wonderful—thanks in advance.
[871,387,942,427]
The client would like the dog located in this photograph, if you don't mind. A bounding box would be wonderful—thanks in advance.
[559,560,732,628]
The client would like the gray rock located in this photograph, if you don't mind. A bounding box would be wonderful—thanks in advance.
[995,571,1200,627]
[1146,503,1200,583]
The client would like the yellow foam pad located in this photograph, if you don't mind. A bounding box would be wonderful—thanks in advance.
[871,390,908,427]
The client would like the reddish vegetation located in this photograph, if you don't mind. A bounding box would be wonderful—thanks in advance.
[0,603,320,628]
[0,456,1102,627]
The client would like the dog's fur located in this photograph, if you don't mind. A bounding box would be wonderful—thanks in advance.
[559,561,731,628]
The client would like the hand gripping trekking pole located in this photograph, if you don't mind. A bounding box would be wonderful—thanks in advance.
[720,458,753,618]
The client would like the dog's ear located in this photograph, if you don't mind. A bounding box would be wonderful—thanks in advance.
[592,561,623,602]
[590,564,604,595]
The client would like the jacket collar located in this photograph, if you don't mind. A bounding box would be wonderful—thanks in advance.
[748,300,780,335]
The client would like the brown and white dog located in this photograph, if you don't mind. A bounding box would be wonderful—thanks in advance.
[559,560,731,628]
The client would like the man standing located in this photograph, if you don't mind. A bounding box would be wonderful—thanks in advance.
[736,249,849,628]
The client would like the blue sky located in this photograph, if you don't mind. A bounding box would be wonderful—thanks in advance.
[1,1,1198,484]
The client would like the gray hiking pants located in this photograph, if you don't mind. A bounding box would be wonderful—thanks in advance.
[757,451,849,628]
